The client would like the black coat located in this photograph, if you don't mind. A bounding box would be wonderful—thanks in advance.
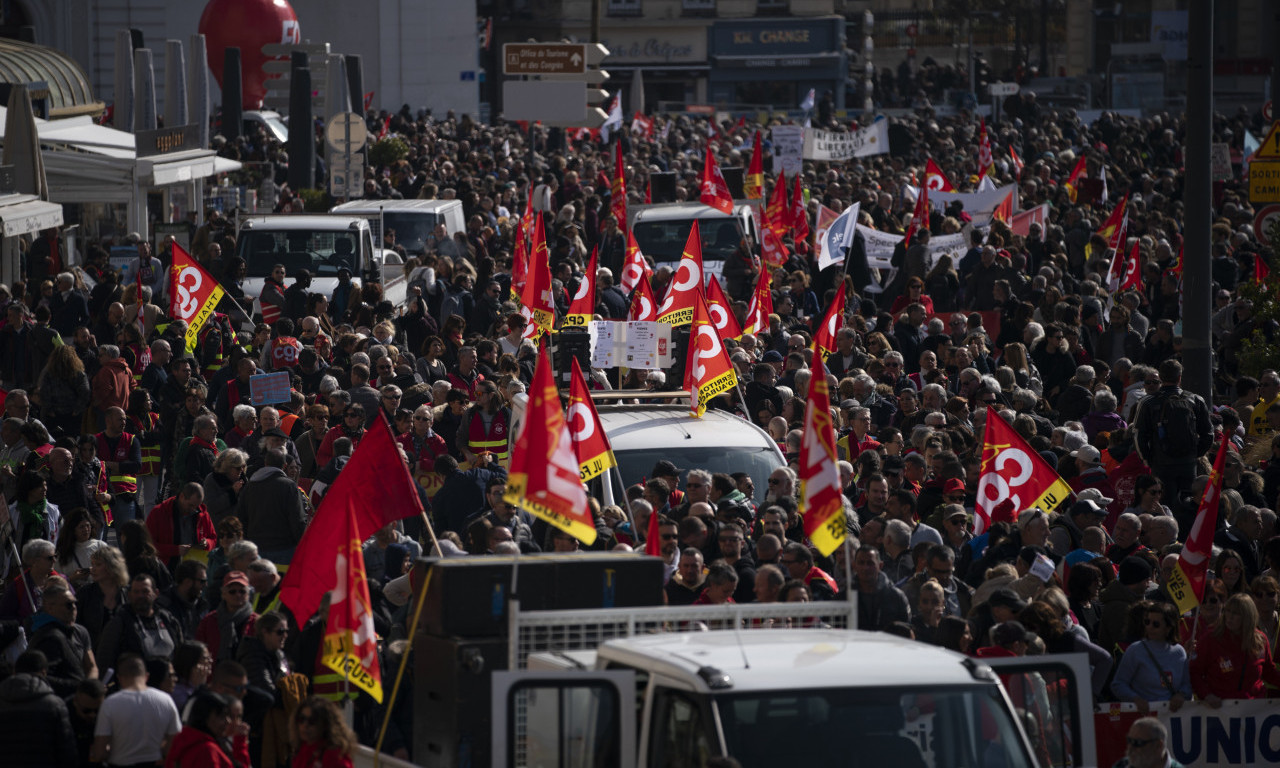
[27,618,92,697]
[0,673,77,768]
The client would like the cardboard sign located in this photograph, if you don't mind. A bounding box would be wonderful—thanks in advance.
[250,371,292,406]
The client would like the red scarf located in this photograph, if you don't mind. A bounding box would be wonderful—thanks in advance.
[190,436,220,455]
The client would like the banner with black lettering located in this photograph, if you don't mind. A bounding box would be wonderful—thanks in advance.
[855,223,970,271]
[1095,700,1280,768]
[803,121,890,161]
[906,183,1020,227]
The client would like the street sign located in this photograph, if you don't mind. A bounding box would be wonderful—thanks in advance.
[1249,161,1280,203]
[989,82,1019,97]
[503,43,605,75]
[502,81,606,127]
[1254,121,1280,159]
[326,113,367,153]
[1255,204,1280,246]
[329,162,364,199]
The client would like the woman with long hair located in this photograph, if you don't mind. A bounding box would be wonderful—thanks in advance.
[440,315,467,371]
[924,254,960,313]
[172,640,215,712]
[38,344,91,440]
[1111,600,1191,712]
[54,506,103,587]
[118,519,173,592]
[1191,593,1280,704]
[305,292,336,337]
[292,696,356,768]
[911,580,946,645]
[889,275,935,315]
[1216,549,1251,598]
[416,335,448,383]
[1124,476,1172,517]
[78,546,128,645]
[1000,342,1040,390]
[165,691,250,768]
[935,615,973,654]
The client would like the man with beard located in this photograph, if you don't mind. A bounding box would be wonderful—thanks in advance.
[96,574,181,670]
[457,380,511,465]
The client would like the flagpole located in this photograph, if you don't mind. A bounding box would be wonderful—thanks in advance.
[373,568,435,764]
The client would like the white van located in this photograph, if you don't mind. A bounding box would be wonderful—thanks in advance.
[234,215,407,322]
[630,202,758,288]
[330,199,466,256]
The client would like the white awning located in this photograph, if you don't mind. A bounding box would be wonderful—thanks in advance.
[138,148,219,186]
[0,194,62,237]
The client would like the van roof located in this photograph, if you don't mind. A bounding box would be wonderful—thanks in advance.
[598,629,988,692]
[331,199,463,214]
[596,405,775,451]
[238,215,368,231]
[633,202,750,222]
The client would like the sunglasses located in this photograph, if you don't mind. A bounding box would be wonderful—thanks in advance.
[1143,619,1164,627]
[1126,737,1158,748]
[768,478,783,485]
[225,587,248,595]
[413,416,432,422]
[660,533,678,540]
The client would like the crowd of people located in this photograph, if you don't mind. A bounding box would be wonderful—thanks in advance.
[0,90,1274,768]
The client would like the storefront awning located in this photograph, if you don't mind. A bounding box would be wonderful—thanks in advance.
[139,148,219,186]
[0,194,62,237]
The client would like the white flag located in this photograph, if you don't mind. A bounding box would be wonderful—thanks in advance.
[800,88,815,111]
[976,174,996,192]
[600,92,623,142]
[816,202,860,272]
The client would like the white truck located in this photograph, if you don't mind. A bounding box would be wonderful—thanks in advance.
[411,554,1097,768]
[329,199,466,256]
[630,202,758,295]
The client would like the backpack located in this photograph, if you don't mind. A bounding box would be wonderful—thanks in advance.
[1156,391,1199,458]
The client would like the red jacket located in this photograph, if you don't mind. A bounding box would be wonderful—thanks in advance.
[1190,627,1280,700]
[397,430,449,474]
[164,725,250,768]
[145,496,217,564]
[316,425,363,468]
[293,742,354,768]
[195,609,258,661]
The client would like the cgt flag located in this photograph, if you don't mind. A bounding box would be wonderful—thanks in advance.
[684,291,737,418]
[521,216,555,340]
[812,287,846,359]
[565,247,598,328]
[169,243,225,352]
[567,357,617,482]
[1063,155,1088,202]
[699,145,734,215]
[629,277,657,321]
[742,266,774,337]
[745,130,764,200]
[656,222,704,326]
[904,183,929,250]
[320,503,383,702]
[1167,433,1230,616]
[790,174,810,244]
[974,410,1072,535]
[925,158,957,192]
[620,229,651,294]
[611,142,627,226]
[705,275,743,340]
[505,345,595,544]
[799,356,846,556]
[765,175,789,236]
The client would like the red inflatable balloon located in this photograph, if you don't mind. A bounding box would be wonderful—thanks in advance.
[199,0,301,110]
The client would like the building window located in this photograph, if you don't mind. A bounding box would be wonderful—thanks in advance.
[681,0,716,16]
[607,0,642,17]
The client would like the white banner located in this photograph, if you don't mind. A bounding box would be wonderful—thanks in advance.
[1095,699,1280,768]
[856,223,970,270]
[907,183,1019,227]
[770,125,805,176]
[803,121,890,161]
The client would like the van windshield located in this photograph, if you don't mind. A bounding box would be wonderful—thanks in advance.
[379,212,440,254]
[632,218,744,265]
[237,229,361,278]
[614,446,779,504]
[716,685,1034,768]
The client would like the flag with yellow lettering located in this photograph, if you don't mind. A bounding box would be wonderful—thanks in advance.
[974,411,1071,535]
[799,356,845,556]
[565,246,597,328]
[321,503,383,702]
[1167,434,1229,616]
[684,291,737,418]
[656,222,703,327]
[567,357,616,482]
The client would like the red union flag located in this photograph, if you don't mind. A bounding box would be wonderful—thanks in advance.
[565,246,597,328]
[169,243,225,352]
[1167,433,1229,616]
[761,227,789,269]
[620,229,651,294]
[705,275,742,340]
[790,174,809,243]
[742,266,774,337]
[974,410,1072,535]
[799,356,846,556]
[1097,194,1129,251]
[765,175,789,236]
[656,223,704,327]
[321,503,383,702]
[567,358,616,482]
[505,345,595,544]
[925,158,957,192]
[699,145,734,215]
[744,130,764,200]
[812,287,846,359]
[629,276,657,321]
[1009,145,1024,176]
[684,291,736,418]
[521,216,555,340]
[904,183,929,249]
[611,142,627,226]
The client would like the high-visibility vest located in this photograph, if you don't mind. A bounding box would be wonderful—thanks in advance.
[129,413,161,476]
[466,407,510,462]
[311,642,357,703]
[280,412,299,437]
[126,344,145,384]
[269,336,303,369]
[260,281,285,326]
[96,431,138,495]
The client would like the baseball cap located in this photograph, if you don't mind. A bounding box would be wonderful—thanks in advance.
[651,460,682,478]
[1070,445,1102,465]
[992,621,1036,647]
[223,571,250,588]
[762,351,784,363]
[1076,487,1115,507]
[943,478,966,495]
[987,587,1029,614]
[1068,499,1106,520]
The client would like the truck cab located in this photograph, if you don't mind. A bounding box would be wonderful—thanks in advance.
[329,198,466,256]
[234,215,407,323]
[630,202,757,292]
[494,625,1097,768]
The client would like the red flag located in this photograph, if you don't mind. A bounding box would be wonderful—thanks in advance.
[992,190,1014,224]
[699,146,734,215]
[378,114,390,139]
[790,175,809,244]
[645,178,651,204]
[363,91,375,112]
[611,142,627,226]
[904,184,930,249]
[320,503,384,702]
[620,229,652,295]
[684,291,737,418]
[1009,145,1024,176]
[705,275,743,340]
[812,287,846,359]
[744,130,764,200]
[629,276,657,322]
[1096,194,1129,251]
[565,247,597,327]
[1168,434,1229,615]
[1257,255,1271,282]
[1119,239,1143,293]
[281,414,424,624]
[1064,155,1088,202]
[974,410,1072,535]
[765,175,789,236]
[925,158,957,192]
[742,265,774,336]
[521,216,555,340]
[644,506,662,557]
[1170,243,1184,276]
[505,346,595,544]
[799,356,845,556]
[977,117,993,179]
[567,357,616,482]
[761,227,789,269]
[170,243,226,353]
[656,223,704,327]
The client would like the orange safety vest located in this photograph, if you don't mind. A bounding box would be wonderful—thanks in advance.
[96,431,138,495]
[466,407,510,462]
[280,412,299,437]
[260,281,286,326]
